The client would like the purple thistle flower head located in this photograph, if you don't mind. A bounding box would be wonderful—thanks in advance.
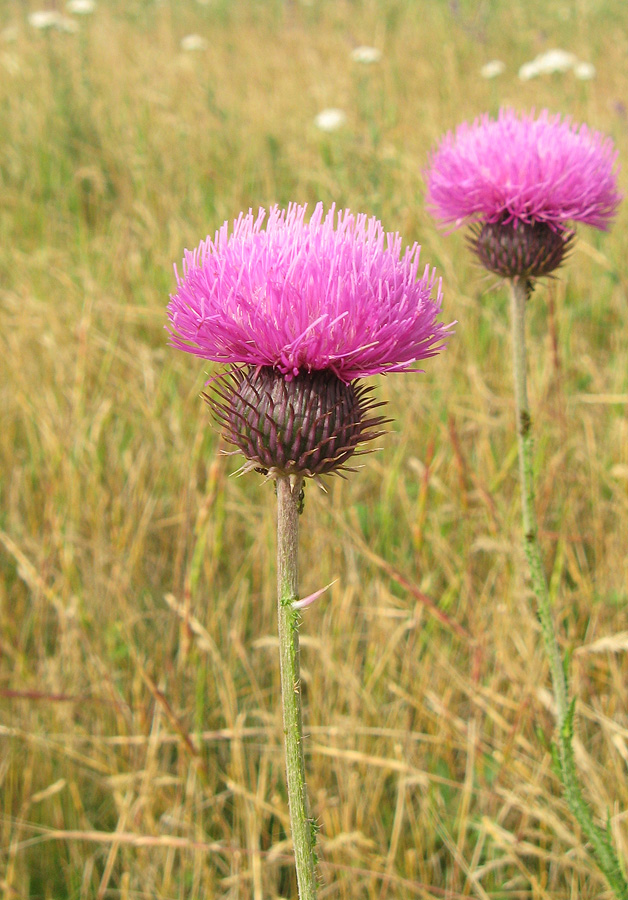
[168,202,453,478]
[425,108,621,232]
[168,202,451,382]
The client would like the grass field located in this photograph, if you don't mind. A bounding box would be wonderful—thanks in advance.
[1,0,628,897]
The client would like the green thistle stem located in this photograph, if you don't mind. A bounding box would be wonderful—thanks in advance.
[509,278,627,898]
[276,475,318,900]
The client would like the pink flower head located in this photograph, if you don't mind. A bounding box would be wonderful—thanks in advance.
[167,203,452,382]
[425,108,621,231]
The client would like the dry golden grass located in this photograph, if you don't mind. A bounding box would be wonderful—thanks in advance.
[1,0,627,897]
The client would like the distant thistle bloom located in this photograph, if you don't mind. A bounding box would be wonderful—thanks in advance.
[425,108,621,279]
[168,203,451,477]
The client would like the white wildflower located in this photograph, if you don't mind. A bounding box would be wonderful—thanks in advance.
[67,0,96,12]
[480,60,505,79]
[180,34,208,51]
[28,10,62,29]
[518,48,576,80]
[350,46,381,64]
[574,61,596,80]
[314,108,346,132]
[28,10,78,31]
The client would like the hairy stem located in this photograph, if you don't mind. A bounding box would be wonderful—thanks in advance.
[276,475,318,900]
[509,278,627,898]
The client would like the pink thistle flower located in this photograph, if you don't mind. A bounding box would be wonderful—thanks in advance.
[425,109,621,280]
[168,202,452,477]
[425,108,621,231]
[168,202,451,381]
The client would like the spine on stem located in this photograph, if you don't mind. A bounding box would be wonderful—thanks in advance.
[276,475,318,900]
[509,279,627,898]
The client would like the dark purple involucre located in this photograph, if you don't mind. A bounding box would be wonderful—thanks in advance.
[425,108,621,231]
[167,203,452,382]
[207,367,388,478]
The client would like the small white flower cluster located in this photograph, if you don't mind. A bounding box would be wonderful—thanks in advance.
[480,50,596,82]
[518,49,595,81]
[350,45,381,64]
[314,108,347,132]
[28,1,95,31]
[67,0,96,13]
[180,34,208,51]
[28,10,78,32]
[572,61,596,80]
[480,60,505,79]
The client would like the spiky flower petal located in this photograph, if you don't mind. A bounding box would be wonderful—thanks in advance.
[167,203,452,383]
[425,108,621,232]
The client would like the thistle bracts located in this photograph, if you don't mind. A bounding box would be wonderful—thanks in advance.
[206,366,388,477]
[469,219,575,281]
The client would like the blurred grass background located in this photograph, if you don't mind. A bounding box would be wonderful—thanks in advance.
[1,0,627,897]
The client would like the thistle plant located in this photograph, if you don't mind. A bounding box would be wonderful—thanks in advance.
[426,108,625,896]
[168,202,452,898]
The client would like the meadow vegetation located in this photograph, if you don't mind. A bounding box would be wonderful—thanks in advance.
[0,0,627,897]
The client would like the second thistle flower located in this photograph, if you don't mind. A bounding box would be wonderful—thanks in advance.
[425,108,621,281]
[168,203,453,477]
